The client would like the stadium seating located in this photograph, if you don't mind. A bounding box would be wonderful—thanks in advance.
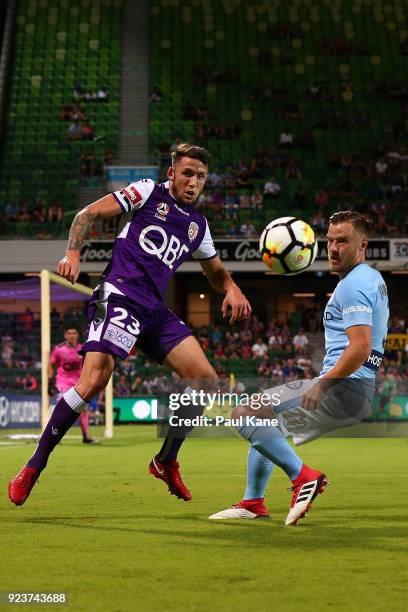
[149,0,408,232]
[0,0,122,237]
[1,0,407,238]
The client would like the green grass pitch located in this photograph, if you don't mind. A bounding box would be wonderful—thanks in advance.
[1,426,407,612]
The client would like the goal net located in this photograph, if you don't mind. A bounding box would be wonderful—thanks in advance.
[0,271,113,441]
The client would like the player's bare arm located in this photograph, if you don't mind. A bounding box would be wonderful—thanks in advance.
[57,194,122,284]
[201,256,252,324]
[301,325,372,410]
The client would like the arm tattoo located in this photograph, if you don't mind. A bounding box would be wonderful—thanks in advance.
[67,208,96,250]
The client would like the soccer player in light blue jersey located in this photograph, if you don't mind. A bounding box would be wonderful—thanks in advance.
[210,211,389,525]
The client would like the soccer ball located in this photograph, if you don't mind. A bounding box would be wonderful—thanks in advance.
[259,217,318,274]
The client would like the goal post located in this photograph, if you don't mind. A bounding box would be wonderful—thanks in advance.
[40,269,113,437]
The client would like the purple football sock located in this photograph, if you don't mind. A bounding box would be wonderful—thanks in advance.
[157,401,205,463]
[27,397,80,472]
[157,437,185,464]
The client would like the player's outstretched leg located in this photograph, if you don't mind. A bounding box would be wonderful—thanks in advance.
[8,388,87,506]
[233,405,329,526]
[150,386,206,501]
[209,447,274,519]
[8,352,113,506]
[149,337,217,501]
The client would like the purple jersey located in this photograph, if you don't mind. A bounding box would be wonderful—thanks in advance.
[99,180,216,308]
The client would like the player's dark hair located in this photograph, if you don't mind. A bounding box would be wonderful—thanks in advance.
[329,210,372,238]
[171,143,211,167]
[64,326,78,332]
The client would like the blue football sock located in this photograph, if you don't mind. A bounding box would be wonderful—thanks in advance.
[243,446,274,500]
[238,423,302,481]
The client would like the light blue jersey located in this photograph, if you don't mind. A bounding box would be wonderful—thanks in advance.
[321,263,389,379]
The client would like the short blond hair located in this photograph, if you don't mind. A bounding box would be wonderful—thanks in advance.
[171,143,211,167]
[329,210,372,238]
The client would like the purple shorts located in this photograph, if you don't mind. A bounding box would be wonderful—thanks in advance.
[80,292,192,363]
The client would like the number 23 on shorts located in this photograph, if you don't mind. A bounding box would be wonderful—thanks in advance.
[110,306,140,336]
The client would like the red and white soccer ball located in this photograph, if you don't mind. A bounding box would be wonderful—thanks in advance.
[259,217,318,275]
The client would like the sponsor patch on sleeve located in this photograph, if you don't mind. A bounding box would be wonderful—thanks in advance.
[121,186,142,209]
[342,305,372,314]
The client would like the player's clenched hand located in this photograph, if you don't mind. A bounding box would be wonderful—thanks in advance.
[301,381,323,411]
[57,251,81,284]
[222,285,252,324]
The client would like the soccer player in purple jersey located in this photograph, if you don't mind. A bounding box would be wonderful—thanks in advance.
[8,143,251,507]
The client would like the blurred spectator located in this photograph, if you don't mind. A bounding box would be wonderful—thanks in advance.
[17,308,34,330]
[257,354,272,376]
[282,358,302,380]
[82,123,98,141]
[32,201,46,223]
[214,342,227,359]
[315,189,329,209]
[375,158,388,177]
[279,130,294,147]
[310,210,327,234]
[251,190,263,209]
[72,105,87,121]
[142,377,155,394]
[5,202,20,221]
[97,87,109,102]
[156,369,173,393]
[240,223,257,238]
[115,375,130,397]
[286,159,302,179]
[241,342,252,358]
[37,228,52,239]
[19,204,30,222]
[23,373,38,392]
[211,325,223,344]
[252,337,268,358]
[206,170,221,187]
[48,202,63,223]
[59,103,75,121]
[131,375,143,393]
[1,339,14,368]
[104,147,114,165]
[264,177,281,198]
[73,84,82,99]
[293,329,309,354]
[80,150,99,177]
[377,371,397,414]
[68,121,83,140]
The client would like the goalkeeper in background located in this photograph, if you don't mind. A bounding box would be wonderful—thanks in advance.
[49,327,97,444]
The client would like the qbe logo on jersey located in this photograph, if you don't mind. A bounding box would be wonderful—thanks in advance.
[139,224,189,269]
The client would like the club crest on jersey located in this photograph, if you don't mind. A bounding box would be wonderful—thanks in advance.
[285,380,303,390]
[188,221,199,242]
[155,202,170,222]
